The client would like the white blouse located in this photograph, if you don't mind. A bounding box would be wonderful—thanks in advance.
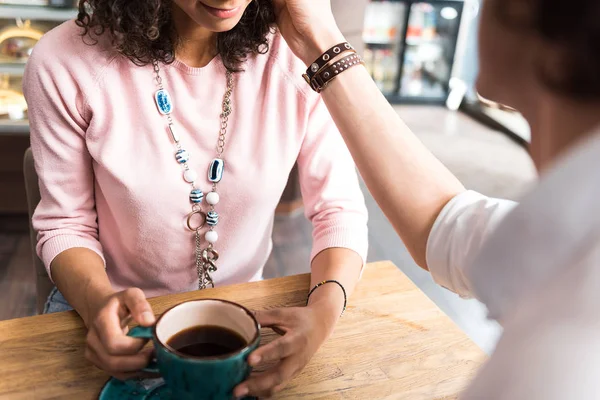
[426,127,600,399]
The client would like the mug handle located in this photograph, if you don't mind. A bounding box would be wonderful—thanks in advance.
[128,326,160,374]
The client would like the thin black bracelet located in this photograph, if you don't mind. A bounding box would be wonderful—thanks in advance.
[306,280,347,316]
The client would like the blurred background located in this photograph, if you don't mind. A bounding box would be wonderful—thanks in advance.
[0,0,536,354]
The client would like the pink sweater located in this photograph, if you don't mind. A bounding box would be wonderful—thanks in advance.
[24,22,368,297]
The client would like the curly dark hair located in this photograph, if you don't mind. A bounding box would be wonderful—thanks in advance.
[75,0,276,72]
[497,0,600,99]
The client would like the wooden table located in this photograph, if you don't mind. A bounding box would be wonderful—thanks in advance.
[0,261,485,399]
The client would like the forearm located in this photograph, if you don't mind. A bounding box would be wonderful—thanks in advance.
[320,66,464,268]
[293,26,463,268]
[307,248,362,329]
[50,248,115,325]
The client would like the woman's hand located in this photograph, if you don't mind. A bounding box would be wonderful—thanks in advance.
[273,0,346,65]
[84,288,156,381]
[233,305,338,398]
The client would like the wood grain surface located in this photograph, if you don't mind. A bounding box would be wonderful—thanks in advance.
[0,261,485,399]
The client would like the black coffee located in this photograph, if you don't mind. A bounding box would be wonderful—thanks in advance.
[167,325,247,357]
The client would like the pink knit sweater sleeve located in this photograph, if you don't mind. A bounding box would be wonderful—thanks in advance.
[298,95,369,263]
[23,36,105,280]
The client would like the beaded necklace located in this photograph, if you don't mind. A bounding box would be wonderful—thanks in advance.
[152,60,233,289]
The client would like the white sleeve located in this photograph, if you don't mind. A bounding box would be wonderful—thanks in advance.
[426,190,518,298]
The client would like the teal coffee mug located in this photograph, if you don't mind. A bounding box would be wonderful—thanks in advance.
[128,299,260,400]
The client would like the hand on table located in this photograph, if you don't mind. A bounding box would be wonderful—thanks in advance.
[84,288,156,381]
[272,0,346,65]
[234,305,336,398]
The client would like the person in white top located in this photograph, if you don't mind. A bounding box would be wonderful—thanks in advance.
[236,0,600,398]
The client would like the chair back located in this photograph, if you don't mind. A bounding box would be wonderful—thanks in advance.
[23,147,52,314]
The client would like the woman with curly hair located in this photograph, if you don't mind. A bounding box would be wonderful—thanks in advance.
[23,0,368,396]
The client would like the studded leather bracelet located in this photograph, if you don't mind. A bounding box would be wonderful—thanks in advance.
[304,42,355,83]
[305,52,364,93]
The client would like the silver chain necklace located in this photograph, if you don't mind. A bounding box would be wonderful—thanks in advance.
[152,60,233,289]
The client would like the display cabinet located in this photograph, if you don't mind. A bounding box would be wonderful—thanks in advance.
[0,4,77,133]
[0,3,77,213]
[362,0,464,104]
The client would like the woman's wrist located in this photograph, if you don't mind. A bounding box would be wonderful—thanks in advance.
[307,284,345,329]
[82,284,115,326]
[303,28,347,66]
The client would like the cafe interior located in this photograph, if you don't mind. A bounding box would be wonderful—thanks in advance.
[0,0,545,398]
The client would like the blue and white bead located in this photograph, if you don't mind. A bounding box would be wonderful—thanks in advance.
[189,189,204,204]
[175,149,189,164]
[208,158,224,183]
[206,211,219,226]
[155,89,173,115]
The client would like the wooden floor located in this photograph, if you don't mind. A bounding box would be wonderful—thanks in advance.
[0,107,535,354]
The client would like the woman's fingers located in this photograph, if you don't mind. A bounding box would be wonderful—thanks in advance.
[92,300,148,356]
[254,309,289,328]
[121,288,155,326]
[248,335,297,366]
[87,328,152,365]
[85,333,153,373]
[84,288,157,378]
[249,309,292,366]
[234,358,298,398]
[91,288,155,356]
